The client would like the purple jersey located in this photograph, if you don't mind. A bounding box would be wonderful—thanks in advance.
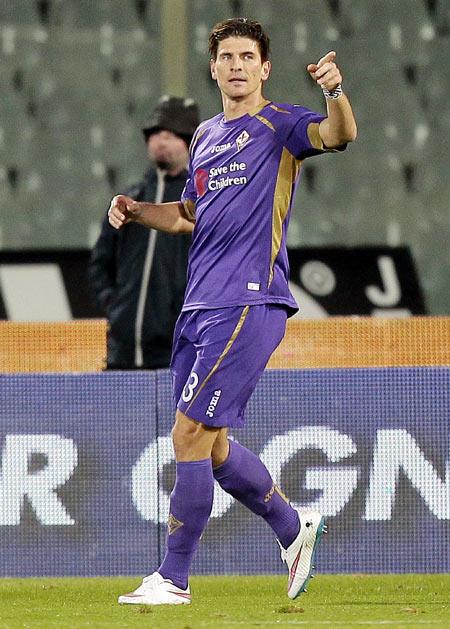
[181,100,342,314]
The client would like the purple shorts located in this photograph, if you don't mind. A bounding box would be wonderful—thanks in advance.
[170,304,287,428]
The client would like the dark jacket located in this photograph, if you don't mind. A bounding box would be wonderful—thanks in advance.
[89,167,191,369]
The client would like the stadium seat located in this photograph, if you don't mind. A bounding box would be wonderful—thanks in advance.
[99,114,148,190]
[0,1,40,25]
[106,34,160,118]
[414,38,450,132]
[0,80,37,169]
[290,194,362,248]
[367,1,435,61]
[272,0,339,62]
[49,0,142,30]
[433,0,450,35]
[414,125,447,201]
[325,0,372,37]
[0,24,47,73]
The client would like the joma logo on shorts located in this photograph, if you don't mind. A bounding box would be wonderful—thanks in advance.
[206,390,222,418]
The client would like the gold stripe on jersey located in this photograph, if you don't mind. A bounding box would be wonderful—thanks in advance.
[269,104,291,114]
[185,305,250,413]
[189,126,208,156]
[307,122,325,150]
[269,148,302,287]
[248,99,271,116]
[255,115,276,132]
[182,199,196,220]
[307,121,343,152]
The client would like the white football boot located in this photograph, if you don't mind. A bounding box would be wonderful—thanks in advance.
[118,572,191,605]
[279,510,327,599]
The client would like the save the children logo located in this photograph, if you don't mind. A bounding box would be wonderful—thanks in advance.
[194,168,209,197]
[195,162,248,195]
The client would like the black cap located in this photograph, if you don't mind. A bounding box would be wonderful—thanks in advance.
[142,95,200,145]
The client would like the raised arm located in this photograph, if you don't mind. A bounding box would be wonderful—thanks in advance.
[108,195,195,234]
[307,51,357,148]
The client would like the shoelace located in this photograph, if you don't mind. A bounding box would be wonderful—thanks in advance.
[142,575,159,589]
[143,574,179,591]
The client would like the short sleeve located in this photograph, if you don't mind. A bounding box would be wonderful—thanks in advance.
[283,105,346,160]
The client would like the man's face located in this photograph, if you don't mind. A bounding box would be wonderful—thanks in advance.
[147,130,189,173]
[210,36,271,101]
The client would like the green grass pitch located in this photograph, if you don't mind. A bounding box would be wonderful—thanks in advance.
[1,574,449,628]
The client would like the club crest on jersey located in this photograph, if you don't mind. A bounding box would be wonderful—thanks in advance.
[194,168,208,197]
[236,130,250,151]
[168,513,184,535]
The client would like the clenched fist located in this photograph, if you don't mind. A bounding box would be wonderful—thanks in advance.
[108,194,141,230]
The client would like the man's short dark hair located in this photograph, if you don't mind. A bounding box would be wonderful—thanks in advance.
[208,18,270,62]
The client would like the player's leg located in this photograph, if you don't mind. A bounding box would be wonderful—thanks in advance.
[174,303,298,546]
[212,436,300,548]
[119,312,219,605]
[208,305,325,598]
[210,426,229,465]
[157,410,219,589]
[211,424,299,546]
[156,313,223,594]
[119,411,220,605]
[120,309,252,606]
[212,434,326,598]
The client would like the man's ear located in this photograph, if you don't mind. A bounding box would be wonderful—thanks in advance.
[261,59,271,82]
[210,58,217,80]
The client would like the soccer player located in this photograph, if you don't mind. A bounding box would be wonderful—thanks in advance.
[109,18,357,605]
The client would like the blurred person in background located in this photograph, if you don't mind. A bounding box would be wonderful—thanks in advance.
[89,96,199,369]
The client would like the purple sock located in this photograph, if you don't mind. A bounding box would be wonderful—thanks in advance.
[213,440,299,549]
[158,458,214,589]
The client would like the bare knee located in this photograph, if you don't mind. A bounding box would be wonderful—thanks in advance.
[172,410,220,462]
[172,412,203,450]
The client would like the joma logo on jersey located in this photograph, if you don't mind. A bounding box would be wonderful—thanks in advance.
[211,142,232,154]
[206,390,222,418]
[236,130,250,151]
